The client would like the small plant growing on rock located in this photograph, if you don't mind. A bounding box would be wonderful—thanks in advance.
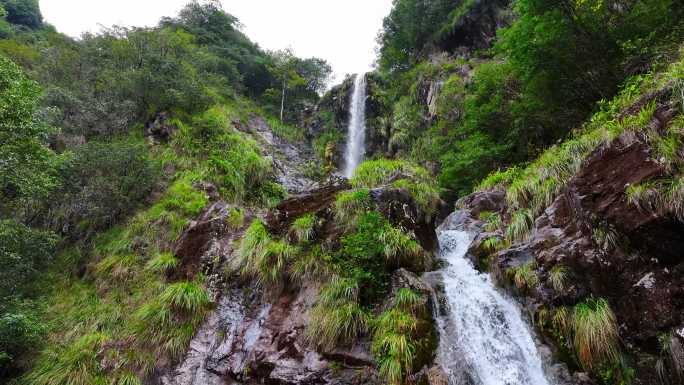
[291,213,316,243]
[306,277,370,351]
[334,189,372,228]
[379,225,426,269]
[479,211,502,232]
[505,209,534,243]
[506,262,539,292]
[572,298,620,371]
[548,265,569,292]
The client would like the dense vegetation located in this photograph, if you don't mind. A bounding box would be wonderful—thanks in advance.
[368,0,684,200]
[0,0,330,381]
[4,0,684,384]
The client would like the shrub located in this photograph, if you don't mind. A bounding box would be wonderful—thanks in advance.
[306,277,370,351]
[41,139,161,240]
[572,298,620,371]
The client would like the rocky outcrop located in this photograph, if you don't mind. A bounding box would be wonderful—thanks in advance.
[145,112,178,143]
[435,0,513,55]
[456,129,684,383]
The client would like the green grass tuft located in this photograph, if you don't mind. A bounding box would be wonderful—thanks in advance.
[146,252,179,273]
[505,209,534,243]
[291,213,316,243]
[306,277,370,351]
[334,189,372,228]
[378,225,427,268]
[548,265,569,292]
[159,281,211,313]
[506,262,539,292]
[572,298,620,371]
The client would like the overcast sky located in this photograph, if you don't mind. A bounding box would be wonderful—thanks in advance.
[39,0,394,83]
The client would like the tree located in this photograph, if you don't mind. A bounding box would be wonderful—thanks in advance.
[0,55,57,214]
[269,49,305,122]
[0,0,42,29]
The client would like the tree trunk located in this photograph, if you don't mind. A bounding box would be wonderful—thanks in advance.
[280,79,286,122]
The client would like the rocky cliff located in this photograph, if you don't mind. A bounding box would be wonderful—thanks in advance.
[457,79,684,384]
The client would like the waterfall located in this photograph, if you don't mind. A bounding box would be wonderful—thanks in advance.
[432,230,552,385]
[343,73,367,178]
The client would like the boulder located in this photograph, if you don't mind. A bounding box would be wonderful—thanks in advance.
[145,112,177,143]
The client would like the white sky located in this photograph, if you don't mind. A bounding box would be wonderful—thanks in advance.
[39,0,394,82]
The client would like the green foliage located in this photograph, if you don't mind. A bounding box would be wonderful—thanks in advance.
[477,167,521,191]
[352,159,440,216]
[146,252,179,273]
[0,220,57,298]
[39,139,161,240]
[572,298,620,371]
[334,188,372,228]
[505,262,539,292]
[336,212,391,302]
[291,213,316,243]
[0,0,42,29]
[378,225,427,270]
[289,245,332,284]
[0,55,58,212]
[372,288,427,385]
[479,211,502,232]
[505,209,534,243]
[159,281,211,314]
[306,277,370,351]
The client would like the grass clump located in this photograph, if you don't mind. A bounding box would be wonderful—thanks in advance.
[351,159,441,217]
[548,265,569,292]
[289,246,333,284]
[572,298,620,371]
[506,262,539,292]
[233,221,298,295]
[334,189,372,228]
[479,211,502,232]
[379,225,427,269]
[158,281,210,313]
[505,209,534,243]
[146,252,179,273]
[291,213,316,244]
[477,166,521,191]
[372,288,428,385]
[306,277,370,351]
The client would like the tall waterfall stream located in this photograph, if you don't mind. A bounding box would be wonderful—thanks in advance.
[430,229,553,385]
[343,73,367,178]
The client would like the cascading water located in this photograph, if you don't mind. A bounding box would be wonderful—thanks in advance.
[343,73,367,178]
[432,229,552,385]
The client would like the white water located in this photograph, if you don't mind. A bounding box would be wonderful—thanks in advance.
[434,230,552,385]
[343,73,367,178]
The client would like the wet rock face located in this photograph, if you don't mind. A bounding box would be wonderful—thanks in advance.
[265,178,351,234]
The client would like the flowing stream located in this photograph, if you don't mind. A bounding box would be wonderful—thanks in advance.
[343,73,367,178]
[433,229,552,385]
